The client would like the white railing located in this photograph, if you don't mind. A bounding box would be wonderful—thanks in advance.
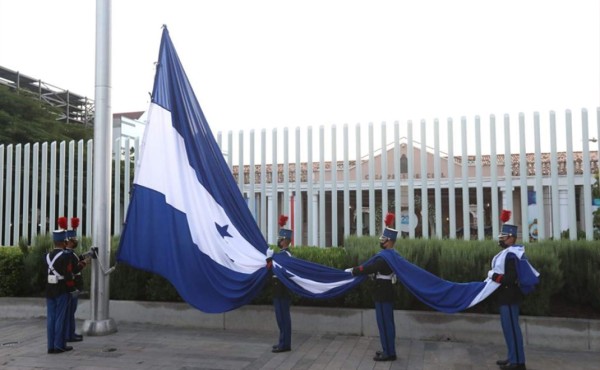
[1,108,598,247]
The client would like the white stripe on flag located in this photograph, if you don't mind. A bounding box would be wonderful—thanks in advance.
[467,279,500,308]
[274,262,356,294]
[136,104,265,273]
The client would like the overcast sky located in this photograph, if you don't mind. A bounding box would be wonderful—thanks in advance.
[0,0,599,137]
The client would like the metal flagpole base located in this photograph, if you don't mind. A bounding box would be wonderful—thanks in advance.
[82,318,118,336]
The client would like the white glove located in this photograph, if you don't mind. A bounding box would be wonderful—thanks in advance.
[266,248,274,258]
[344,268,353,273]
[487,270,494,279]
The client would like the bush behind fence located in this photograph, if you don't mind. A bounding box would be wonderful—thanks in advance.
[0,237,598,318]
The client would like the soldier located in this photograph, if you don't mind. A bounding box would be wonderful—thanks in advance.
[64,217,90,343]
[46,219,74,354]
[490,216,538,370]
[268,215,293,353]
[346,213,398,362]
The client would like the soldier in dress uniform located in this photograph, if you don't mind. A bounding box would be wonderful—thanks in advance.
[63,217,90,343]
[46,219,74,354]
[268,215,293,353]
[346,213,398,362]
[491,221,529,370]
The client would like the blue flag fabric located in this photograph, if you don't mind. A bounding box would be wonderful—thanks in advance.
[490,246,540,295]
[117,27,270,313]
[515,254,540,295]
[270,248,498,313]
[376,249,499,313]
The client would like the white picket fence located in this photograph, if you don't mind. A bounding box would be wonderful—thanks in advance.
[1,108,598,247]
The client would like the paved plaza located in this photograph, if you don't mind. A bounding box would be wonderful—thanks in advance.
[1,317,599,370]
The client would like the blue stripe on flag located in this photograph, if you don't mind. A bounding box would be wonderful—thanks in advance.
[377,249,497,313]
[117,27,269,313]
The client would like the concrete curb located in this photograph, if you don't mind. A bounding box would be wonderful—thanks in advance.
[1,297,597,352]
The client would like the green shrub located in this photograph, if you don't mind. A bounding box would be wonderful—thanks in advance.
[291,245,352,269]
[0,247,26,296]
[556,241,600,308]
[22,234,54,296]
[519,242,563,315]
[342,235,380,264]
[143,274,182,302]
[439,240,495,282]
[2,234,598,318]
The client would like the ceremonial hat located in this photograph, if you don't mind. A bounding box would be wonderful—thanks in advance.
[52,230,68,241]
[499,209,517,237]
[499,224,518,237]
[67,217,80,239]
[382,227,398,241]
[381,212,398,241]
[53,216,69,241]
[278,228,293,240]
[277,214,293,240]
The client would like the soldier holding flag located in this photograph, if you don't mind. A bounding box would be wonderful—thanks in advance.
[490,210,539,370]
[46,217,74,354]
[346,213,398,362]
[267,215,294,353]
[63,217,91,343]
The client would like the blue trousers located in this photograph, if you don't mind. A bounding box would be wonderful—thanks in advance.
[500,304,525,365]
[47,293,69,350]
[375,301,396,356]
[65,292,79,340]
[273,297,291,349]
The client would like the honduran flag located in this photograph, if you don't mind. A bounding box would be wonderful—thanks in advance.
[117,27,271,313]
[117,27,505,314]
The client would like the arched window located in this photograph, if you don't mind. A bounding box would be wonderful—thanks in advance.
[400,154,408,173]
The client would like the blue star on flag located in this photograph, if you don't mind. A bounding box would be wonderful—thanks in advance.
[215,223,233,239]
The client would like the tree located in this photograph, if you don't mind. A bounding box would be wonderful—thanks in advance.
[0,85,93,144]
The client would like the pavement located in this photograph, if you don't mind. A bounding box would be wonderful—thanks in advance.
[1,298,599,369]
[1,316,599,370]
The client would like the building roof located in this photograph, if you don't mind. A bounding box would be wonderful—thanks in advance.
[113,111,145,120]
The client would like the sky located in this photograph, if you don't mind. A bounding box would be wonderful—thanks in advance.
[0,0,599,140]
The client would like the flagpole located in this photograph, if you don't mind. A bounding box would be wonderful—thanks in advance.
[83,0,117,335]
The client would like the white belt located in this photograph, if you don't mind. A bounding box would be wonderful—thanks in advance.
[46,251,65,279]
[376,273,393,280]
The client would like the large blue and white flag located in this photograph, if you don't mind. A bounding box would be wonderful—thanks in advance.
[117,27,509,314]
[117,27,270,313]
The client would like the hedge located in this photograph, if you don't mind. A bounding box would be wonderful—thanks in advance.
[1,236,598,318]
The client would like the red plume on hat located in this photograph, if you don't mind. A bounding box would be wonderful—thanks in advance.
[384,212,395,227]
[500,209,511,223]
[58,216,68,230]
[71,217,80,229]
[278,214,289,227]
